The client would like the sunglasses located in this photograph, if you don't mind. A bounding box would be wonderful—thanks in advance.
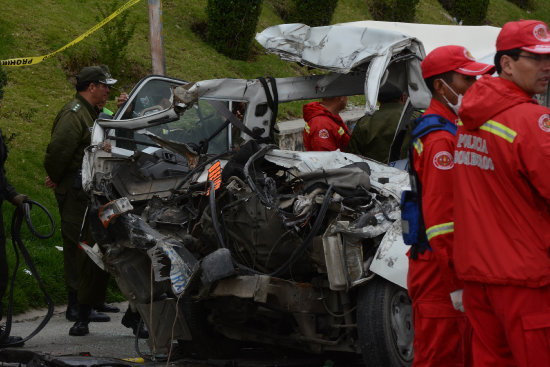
[518,53,550,63]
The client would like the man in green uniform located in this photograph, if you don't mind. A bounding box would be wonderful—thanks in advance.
[44,66,116,336]
[347,83,410,163]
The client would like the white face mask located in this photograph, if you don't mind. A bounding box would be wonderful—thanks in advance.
[439,79,463,115]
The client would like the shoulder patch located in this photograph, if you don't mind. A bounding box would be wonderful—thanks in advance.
[538,114,550,133]
[318,129,330,139]
[72,103,81,112]
[433,151,454,170]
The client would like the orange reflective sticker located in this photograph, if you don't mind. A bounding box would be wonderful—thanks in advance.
[207,161,222,196]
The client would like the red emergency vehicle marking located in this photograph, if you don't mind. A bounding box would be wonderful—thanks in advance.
[318,129,329,139]
[538,114,550,132]
[206,160,222,196]
[433,151,454,170]
[534,24,550,42]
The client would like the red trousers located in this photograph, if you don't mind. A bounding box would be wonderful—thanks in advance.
[463,281,550,367]
[408,251,471,367]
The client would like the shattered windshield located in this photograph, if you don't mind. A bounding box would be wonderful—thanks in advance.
[113,77,231,155]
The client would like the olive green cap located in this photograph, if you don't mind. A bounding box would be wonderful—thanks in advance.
[76,66,117,85]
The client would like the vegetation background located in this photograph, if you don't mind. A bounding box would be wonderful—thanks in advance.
[0,0,548,315]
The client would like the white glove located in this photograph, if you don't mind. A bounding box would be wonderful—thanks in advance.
[450,289,464,312]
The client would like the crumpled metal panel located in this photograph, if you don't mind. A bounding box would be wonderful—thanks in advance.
[264,149,409,200]
[370,219,409,289]
[256,23,418,74]
[212,275,325,314]
[255,23,429,113]
[147,238,197,295]
[114,213,198,295]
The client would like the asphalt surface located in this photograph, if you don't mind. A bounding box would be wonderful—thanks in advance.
[8,301,150,360]
[1,302,350,367]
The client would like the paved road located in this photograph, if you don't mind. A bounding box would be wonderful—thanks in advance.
[9,301,149,360]
[2,302,344,367]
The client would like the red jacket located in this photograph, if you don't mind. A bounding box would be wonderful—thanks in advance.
[409,99,462,296]
[302,102,350,151]
[454,75,550,287]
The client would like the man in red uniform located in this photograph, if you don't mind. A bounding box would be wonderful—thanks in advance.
[302,96,350,151]
[408,45,494,366]
[453,20,550,366]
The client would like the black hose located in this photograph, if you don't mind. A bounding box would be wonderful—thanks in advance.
[243,144,278,208]
[269,184,334,277]
[21,200,55,239]
[169,150,232,200]
[0,200,55,346]
[208,180,225,249]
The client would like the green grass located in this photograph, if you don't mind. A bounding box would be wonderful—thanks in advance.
[0,0,549,315]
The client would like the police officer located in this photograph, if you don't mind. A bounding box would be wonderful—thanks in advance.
[0,65,28,347]
[454,20,550,366]
[44,66,116,336]
[347,82,409,162]
[408,46,494,366]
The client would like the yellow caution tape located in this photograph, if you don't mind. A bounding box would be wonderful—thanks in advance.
[1,0,141,67]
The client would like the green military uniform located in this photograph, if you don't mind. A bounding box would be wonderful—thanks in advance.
[44,94,109,305]
[347,102,412,163]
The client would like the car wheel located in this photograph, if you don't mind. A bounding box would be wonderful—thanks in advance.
[356,276,414,367]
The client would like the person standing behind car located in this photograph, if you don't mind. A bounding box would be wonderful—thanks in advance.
[302,96,350,151]
[44,66,117,336]
[347,82,409,162]
[0,65,28,348]
[408,45,494,367]
[453,20,550,366]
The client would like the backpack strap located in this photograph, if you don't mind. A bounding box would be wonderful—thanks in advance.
[411,114,457,141]
[402,114,457,259]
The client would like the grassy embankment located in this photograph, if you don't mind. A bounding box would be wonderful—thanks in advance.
[0,0,548,314]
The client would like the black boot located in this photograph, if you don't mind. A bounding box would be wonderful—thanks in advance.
[0,324,24,348]
[66,292,109,322]
[0,335,24,348]
[88,309,110,322]
[94,303,120,313]
[65,290,78,322]
[69,304,90,336]
[121,308,149,339]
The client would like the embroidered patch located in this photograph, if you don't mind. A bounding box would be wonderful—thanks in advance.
[538,114,550,132]
[433,151,454,170]
[318,129,330,139]
[534,24,550,42]
[463,48,475,61]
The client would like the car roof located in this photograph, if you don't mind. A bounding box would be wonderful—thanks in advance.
[256,21,500,70]
[345,21,500,65]
[255,22,426,73]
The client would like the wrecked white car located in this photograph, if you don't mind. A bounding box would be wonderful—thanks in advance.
[81,23,434,366]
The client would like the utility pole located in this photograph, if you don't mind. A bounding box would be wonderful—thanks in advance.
[148,0,166,75]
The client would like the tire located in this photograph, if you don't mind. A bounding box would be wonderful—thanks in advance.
[356,277,414,367]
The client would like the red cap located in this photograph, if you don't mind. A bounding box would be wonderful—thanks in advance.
[496,20,550,54]
[421,45,495,79]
